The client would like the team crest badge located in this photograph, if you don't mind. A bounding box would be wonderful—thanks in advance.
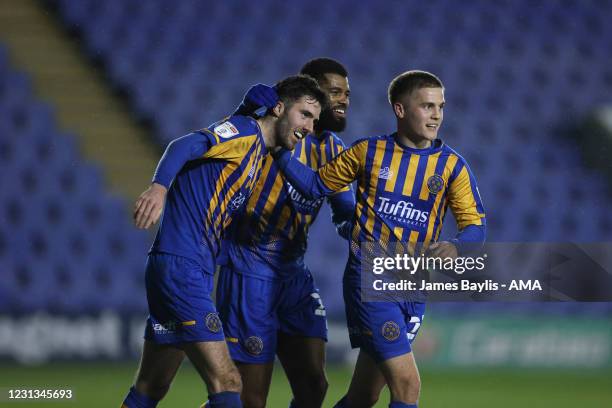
[381,321,401,341]
[427,174,444,194]
[205,313,221,333]
[245,336,264,355]
[229,192,246,210]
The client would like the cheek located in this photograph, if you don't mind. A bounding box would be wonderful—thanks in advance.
[408,112,425,128]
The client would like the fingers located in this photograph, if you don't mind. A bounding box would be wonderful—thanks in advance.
[133,190,163,229]
[426,242,457,258]
[425,242,440,256]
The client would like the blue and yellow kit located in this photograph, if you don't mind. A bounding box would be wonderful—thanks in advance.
[152,115,266,273]
[145,115,267,344]
[217,131,355,363]
[224,130,354,280]
[274,133,486,361]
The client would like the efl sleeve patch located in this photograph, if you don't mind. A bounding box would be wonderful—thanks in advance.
[214,121,240,139]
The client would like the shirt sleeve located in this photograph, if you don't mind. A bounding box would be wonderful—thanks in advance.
[447,159,487,253]
[152,130,218,188]
[325,135,356,238]
[273,139,366,200]
[328,190,355,239]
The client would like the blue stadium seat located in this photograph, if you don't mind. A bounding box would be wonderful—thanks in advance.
[37,0,612,317]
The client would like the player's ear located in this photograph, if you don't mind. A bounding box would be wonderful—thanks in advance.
[393,102,405,118]
[271,101,285,118]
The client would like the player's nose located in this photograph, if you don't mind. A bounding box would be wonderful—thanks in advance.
[304,119,314,134]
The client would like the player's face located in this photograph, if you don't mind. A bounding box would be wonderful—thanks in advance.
[398,87,445,143]
[275,95,321,150]
[316,73,350,133]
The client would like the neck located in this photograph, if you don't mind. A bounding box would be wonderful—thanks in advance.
[256,116,277,150]
[396,128,432,149]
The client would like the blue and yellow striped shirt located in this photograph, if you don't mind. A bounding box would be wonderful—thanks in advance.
[275,133,486,281]
[225,131,355,280]
[152,116,266,273]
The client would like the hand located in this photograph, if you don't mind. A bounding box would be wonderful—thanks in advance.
[426,241,459,259]
[233,84,279,117]
[246,84,278,109]
[133,183,167,229]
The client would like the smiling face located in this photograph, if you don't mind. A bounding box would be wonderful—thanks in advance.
[395,87,445,148]
[315,73,350,133]
[274,95,321,150]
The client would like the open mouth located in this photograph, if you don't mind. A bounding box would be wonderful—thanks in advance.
[332,107,346,117]
[426,124,438,130]
[294,130,305,140]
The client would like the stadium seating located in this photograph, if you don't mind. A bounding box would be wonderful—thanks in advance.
[0,44,150,313]
[5,0,612,316]
[49,0,612,243]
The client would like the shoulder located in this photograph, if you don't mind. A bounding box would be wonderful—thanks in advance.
[205,115,260,141]
[438,141,466,162]
[440,142,475,181]
[320,130,347,147]
[349,134,383,149]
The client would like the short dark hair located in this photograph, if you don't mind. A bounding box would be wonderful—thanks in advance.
[388,70,444,105]
[274,74,328,111]
[300,58,348,83]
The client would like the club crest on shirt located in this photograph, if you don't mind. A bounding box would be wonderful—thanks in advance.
[205,313,221,333]
[229,192,246,211]
[381,321,401,341]
[214,121,239,139]
[245,336,264,355]
[427,174,444,194]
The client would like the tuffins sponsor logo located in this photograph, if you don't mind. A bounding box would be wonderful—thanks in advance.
[381,321,401,341]
[286,183,324,212]
[214,121,239,138]
[378,166,393,180]
[376,197,429,225]
[245,336,264,356]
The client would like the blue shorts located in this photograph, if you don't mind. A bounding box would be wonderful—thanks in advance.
[143,252,225,345]
[344,281,425,362]
[216,266,328,363]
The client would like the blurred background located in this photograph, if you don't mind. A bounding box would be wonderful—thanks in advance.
[0,0,611,406]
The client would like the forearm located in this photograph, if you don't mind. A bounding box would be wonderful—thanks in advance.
[329,190,355,240]
[329,190,355,226]
[273,149,334,200]
[450,224,486,255]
